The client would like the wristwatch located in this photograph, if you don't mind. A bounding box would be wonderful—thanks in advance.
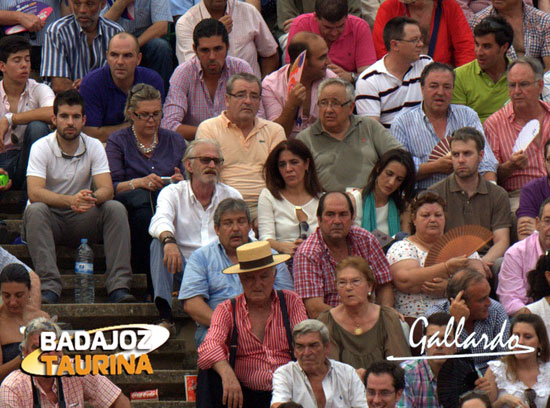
[4,113,13,126]
[161,235,177,247]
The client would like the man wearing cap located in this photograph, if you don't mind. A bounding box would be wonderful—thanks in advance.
[197,240,307,408]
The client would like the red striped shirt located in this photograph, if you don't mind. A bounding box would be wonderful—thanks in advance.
[484,101,550,192]
[197,290,307,391]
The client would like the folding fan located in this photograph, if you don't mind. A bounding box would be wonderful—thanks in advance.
[428,137,452,162]
[295,207,309,239]
[437,357,478,408]
[512,119,540,153]
[424,225,493,267]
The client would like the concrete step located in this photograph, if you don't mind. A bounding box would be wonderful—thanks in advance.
[3,243,106,270]
[58,273,148,303]
[0,190,26,217]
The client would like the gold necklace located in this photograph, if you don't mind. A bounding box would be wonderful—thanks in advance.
[354,325,363,335]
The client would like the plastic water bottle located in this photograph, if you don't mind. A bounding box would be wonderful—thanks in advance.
[75,238,94,303]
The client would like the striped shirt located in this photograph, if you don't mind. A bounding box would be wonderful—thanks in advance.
[391,103,498,190]
[40,15,123,81]
[355,54,432,128]
[483,101,550,191]
[161,55,255,131]
[197,290,307,391]
[397,359,440,407]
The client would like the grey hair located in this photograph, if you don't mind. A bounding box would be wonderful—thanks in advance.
[21,317,62,351]
[292,319,330,344]
[226,72,262,95]
[446,268,486,302]
[124,83,162,122]
[213,198,251,227]
[508,56,544,81]
[182,139,224,179]
[318,77,355,101]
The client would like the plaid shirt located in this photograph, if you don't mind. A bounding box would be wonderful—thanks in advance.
[397,359,441,407]
[293,226,391,306]
[470,3,550,61]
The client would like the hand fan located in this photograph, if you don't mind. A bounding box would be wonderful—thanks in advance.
[295,206,309,239]
[428,136,452,162]
[512,119,540,153]
[287,50,306,98]
[424,225,493,267]
[4,1,53,35]
[437,356,478,408]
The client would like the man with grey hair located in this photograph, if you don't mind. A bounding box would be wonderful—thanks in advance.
[296,77,401,192]
[197,72,286,219]
[179,197,294,346]
[271,319,367,408]
[0,317,131,407]
[148,139,243,330]
[484,56,550,211]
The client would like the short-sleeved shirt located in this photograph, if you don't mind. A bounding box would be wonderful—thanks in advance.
[516,176,550,218]
[451,58,509,123]
[0,79,54,151]
[80,65,165,128]
[101,0,172,37]
[355,55,433,128]
[285,13,376,73]
[41,15,123,81]
[26,132,110,195]
[296,115,402,192]
[293,226,392,306]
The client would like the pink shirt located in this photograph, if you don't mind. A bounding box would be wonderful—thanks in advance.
[286,13,376,73]
[261,64,337,139]
[483,101,550,192]
[0,79,54,152]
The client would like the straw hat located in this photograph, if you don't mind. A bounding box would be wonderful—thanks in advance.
[223,241,291,274]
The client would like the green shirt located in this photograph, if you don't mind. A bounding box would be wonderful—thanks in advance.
[451,58,509,123]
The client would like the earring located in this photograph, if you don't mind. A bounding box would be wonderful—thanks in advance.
[368,292,372,296]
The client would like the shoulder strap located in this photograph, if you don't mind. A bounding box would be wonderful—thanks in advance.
[31,376,65,408]
[277,290,296,361]
[428,0,443,57]
[229,297,238,368]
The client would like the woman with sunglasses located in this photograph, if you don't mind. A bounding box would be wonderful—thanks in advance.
[258,139,323,256]
[477,313,550,408]
[106,83,187,301]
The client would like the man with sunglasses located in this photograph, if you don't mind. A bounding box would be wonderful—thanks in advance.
[23,90,136,305]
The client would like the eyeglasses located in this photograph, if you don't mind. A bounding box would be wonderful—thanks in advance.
[524,388,536,408]
[132,111,163,121]
[366,389,396,398]
[396,37,423,45]
[507,81,536,90]
[317,99,352,108]
[336,278,364,288]
[227,92,261,101]
[189,156,224,165]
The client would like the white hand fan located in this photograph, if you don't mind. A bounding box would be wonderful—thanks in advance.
[512,119,540,153]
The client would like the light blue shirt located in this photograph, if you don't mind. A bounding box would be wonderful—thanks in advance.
[170,0,198,17]
[101,0,172,37]
[391,103,498,190]
[178,238,294,346]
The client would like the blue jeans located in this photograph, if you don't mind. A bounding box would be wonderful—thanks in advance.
[141,38,174,94]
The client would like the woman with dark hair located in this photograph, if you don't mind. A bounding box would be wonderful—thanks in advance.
[350,148,415,235]
[480,314,550,407]
[459,390,493,408]
[258,139,323,255]
[0,264,48,382]
[525,254,550,339]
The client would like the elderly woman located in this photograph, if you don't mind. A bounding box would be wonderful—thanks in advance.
[0,264,48,382]
[387,191,482,317]
[258,139,323,256]
[106,83,187,300]
[318,257,411,370]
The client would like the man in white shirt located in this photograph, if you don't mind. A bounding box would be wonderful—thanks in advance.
[148,139,243,328]
[23,90,135,305]
[271,319,367,408]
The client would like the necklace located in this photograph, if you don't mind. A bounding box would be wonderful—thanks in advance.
[354,325,363,335]
[132,125,158,154]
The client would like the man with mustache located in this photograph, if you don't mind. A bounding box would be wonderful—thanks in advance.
[148,139,247,331]
[179,198,293,346]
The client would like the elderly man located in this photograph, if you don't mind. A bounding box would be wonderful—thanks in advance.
[262,32,337,138]
[398,313,457,407]
[0,317,131,407]
[79,32,164,142]
[285,0,375,82]
[392,62,498,190]
[0,36,53,190]
[470,0,550,71]
[452,16,513,123]
[484,57,550,211]
[296,77,401,192]
[148,139,244,328]
[426,269,510,372]
[365,361,405,408]
[293,192,393,317]
[180,198,293,346]
[355,17,432,128]
[196,73,286,218]
[41,0,123,93]
[498,198,550,316]
[161,19,255,141]
[23,90,135,305]
[197,241,307,408]
[175,0,278,78]
[271,319,367,408]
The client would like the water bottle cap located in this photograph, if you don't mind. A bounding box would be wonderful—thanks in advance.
[81,238,87,244]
